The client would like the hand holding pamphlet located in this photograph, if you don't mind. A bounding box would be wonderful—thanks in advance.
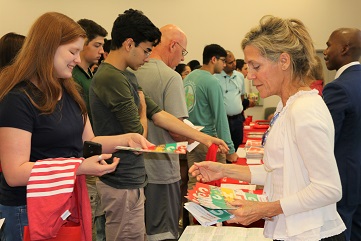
[185,183,268,226]
[115,119,204,154]
[115,141,188,154]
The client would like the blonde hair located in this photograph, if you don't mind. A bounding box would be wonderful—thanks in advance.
[0,12,87,119]
[241,15,317,83]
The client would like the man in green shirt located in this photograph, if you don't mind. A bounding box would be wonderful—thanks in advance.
[184,44,238,192]
[72,18,107,241]
[73,19,107,125]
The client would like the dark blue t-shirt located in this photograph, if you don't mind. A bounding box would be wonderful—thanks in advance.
[0,82,84,206]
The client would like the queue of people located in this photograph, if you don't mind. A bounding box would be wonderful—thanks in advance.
[0,7,360,241]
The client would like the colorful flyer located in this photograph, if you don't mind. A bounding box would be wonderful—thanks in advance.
[184,202,234,226]
[115,141,187,154]
[186,183,268,210]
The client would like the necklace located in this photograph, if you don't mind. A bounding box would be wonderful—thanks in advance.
[262,111,280,147]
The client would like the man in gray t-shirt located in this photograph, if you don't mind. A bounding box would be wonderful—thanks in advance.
[133,24,189,241]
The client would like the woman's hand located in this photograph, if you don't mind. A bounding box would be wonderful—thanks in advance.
[77,154,120,176]
[227,200,282,226]
[189,161,225,182]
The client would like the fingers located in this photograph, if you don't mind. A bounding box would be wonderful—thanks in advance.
[228,199,246,207]
[110,157,120,166]
[198,176,207,182]
[145,140,155,148]
[188,164,205,182]
[97,154,119,169]
[99,159,108,165]
[139,136,153,149]
[97,153,112,161]
[227,217,240,224]
[134,133,154,149]
[188,164,199,173]
[217,143,229,154]
[101,157,119,175]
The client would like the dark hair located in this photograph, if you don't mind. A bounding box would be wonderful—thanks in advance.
[111,9,161,50]
[187,59,200,71]
[98,38,112,65]
[103,38,111,53]
[236,59,245,70]
[202,44,227,64]
[0,32,25,71]
[77,19,107,44]
[175,63,187,75]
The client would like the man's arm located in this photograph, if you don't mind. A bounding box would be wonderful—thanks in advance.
[151,111,229,153]
[138,90,148,137]
[323,82,349,142]
[168,118,197,143]
[207,80,236,154]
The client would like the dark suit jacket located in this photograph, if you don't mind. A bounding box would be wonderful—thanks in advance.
[323,64,361,206]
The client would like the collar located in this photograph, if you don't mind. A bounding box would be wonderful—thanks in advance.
[75,65,93,79]
[220,70,238,79]
[335,61,360,79]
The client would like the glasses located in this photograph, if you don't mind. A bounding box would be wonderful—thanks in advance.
[261,111,280,147]
[176,42,188,56]
[138,45,152,57]
[217,57,226,63]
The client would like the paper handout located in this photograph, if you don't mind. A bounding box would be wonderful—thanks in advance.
[115,141,187,154]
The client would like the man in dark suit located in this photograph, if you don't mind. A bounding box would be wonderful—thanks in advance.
[323,27,361,241]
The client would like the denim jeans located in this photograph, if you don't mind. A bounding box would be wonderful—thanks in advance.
[227,113,244,150]
[95,214,106,241]
[0,204,28,241]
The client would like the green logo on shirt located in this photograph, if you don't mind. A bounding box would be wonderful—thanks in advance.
[184,82,195,113]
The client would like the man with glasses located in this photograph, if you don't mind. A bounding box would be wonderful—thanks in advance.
[214,50,248,153]
[131,24,189,241]
[184,45,238,215]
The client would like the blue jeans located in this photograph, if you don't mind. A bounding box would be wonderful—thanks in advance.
[0,204,28,241]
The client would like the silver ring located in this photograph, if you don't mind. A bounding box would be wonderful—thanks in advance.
[98,155,102,161]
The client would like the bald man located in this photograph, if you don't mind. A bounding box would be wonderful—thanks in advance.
[132,24,189,241]
[323,28,361,241]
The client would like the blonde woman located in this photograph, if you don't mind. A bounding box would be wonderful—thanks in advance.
[190,15,346,241]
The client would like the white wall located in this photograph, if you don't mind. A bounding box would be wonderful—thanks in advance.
[1,0,361,60]
[1,0,360,120]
